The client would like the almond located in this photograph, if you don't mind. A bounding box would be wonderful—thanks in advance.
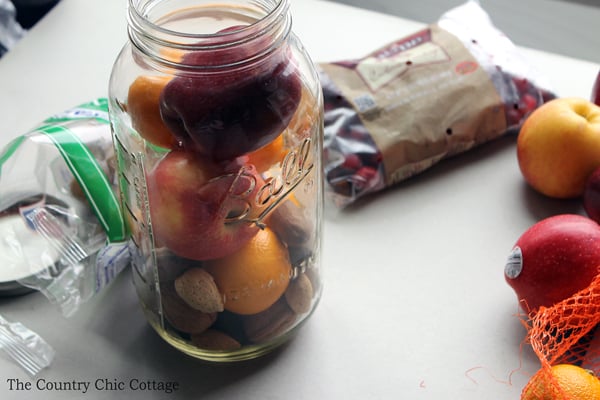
[161,286,216,334]
[265,198,314,247]
[243,298,297,343]
[284,273,313,314]
[174,268,224,313]
[191,329,241,351]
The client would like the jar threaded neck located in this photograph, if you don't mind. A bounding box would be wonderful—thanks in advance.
[127,0,291,69]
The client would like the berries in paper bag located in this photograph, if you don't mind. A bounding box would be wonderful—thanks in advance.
[320,0,555,208]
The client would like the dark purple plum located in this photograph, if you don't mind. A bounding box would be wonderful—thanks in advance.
[160,42,302,161]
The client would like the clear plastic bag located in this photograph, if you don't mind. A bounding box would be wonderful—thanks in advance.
[0,98,130,316]
[0,314,54,376]
[320,1,556,208]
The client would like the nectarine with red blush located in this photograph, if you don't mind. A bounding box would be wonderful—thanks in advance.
[147,151,261,260]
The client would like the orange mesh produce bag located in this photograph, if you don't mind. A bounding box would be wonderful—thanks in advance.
[521,273,600,399]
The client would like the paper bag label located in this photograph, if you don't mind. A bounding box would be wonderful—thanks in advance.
[321,25,506,185]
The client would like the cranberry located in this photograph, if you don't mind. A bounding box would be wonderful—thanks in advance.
[513,77,530,93]
[353,166,379,192]
[359,151,383,167]
[342,153,362,170]
[326,166,356,197]
[521,93,538,113]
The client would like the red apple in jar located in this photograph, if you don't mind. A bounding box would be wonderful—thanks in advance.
[504,214,600,313]
[147,150,261,261]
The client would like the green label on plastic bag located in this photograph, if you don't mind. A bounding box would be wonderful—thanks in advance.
[35,124,126,243]
[0,99,126,243]
[0,135,26,169]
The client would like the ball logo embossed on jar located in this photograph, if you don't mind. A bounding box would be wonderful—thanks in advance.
[255,138,314,214]
[213,137,314,227]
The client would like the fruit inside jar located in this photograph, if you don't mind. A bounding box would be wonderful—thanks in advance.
[147,85,322,361]
[109,1,324,361]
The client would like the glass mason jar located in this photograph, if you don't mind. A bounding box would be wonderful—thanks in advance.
[108,0,324,361]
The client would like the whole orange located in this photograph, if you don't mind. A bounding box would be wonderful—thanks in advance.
[522,364,600,400]
[127,75,177,149]
[204,227,292,315]
[246,133,286,172]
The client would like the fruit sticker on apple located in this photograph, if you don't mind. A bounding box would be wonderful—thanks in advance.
[504,214,600,313]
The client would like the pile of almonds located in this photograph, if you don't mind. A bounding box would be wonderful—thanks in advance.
[159,254,318,351]
[156,201,319,352]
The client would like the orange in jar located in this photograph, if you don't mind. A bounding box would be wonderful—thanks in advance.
[288,85,318,138]
[127,75,177,149]
[159,47,185,63]
[204,227,292,315]
[246,85,318,171]
[246,133,286,172]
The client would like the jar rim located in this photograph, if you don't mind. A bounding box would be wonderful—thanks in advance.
[127,0,290,52]
[126,0,292,70]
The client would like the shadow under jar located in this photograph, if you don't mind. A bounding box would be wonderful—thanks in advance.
[108,0,324,362]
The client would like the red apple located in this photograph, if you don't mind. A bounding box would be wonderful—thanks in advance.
[592,69,600,106]
[504,214,600,312]
[583,165,600,224]
[147,150,261,261]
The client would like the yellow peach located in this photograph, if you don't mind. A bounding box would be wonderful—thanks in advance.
[517,97,600,198]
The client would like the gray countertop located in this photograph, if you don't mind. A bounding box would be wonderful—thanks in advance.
[332,0,600,64]
[0,0,598,399]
